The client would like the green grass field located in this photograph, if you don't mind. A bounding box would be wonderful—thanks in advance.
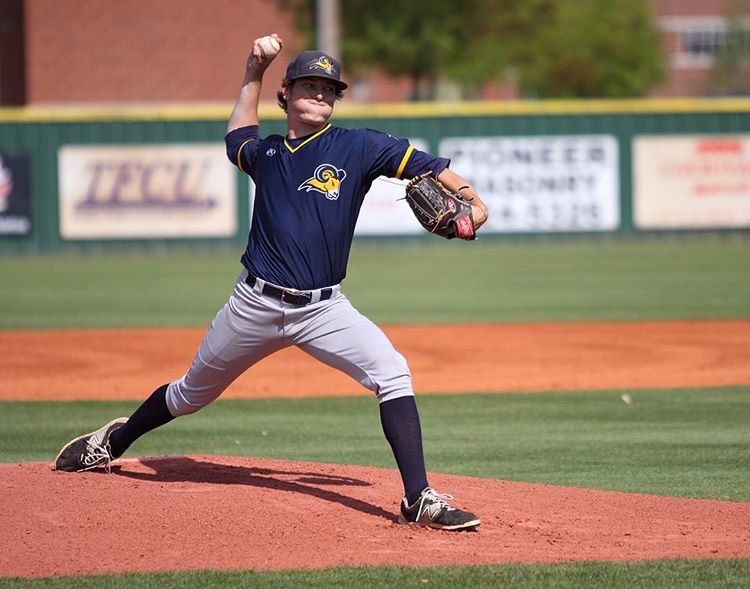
[1,236,749,588]
[3,560,749,589]
[1,237,748,328]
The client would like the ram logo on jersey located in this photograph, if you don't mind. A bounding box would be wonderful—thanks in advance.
[298,163,347,201]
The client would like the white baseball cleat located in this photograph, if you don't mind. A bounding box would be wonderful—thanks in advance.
[399,487,480,531]
[53,417,128,472]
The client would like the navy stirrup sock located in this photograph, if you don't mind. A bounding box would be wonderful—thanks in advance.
[108,383,175,458]
[379,395,429,505]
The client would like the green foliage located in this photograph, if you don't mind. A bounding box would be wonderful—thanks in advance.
[4,388,749,501]
[280,0,476,99]
[340,0,488,99]
[2,559,750,589]
[277,0,665,98]
[516,0,665,98]
[711,0,750,96]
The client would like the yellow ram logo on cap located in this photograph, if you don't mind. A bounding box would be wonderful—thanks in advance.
[310,56,334,75]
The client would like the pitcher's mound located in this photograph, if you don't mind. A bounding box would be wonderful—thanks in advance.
[3,455,749,578]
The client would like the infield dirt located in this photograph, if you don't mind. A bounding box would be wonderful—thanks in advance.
[2,320,749,400]
[1,319,749,578]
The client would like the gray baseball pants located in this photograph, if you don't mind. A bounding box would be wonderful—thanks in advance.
[165,270,413,416]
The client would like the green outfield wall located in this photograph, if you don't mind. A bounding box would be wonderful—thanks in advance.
[1,98,749,254]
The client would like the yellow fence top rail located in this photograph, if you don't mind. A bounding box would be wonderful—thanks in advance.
[2,97,750,123]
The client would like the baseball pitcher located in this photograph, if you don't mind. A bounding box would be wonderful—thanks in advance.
[55,33,489,531]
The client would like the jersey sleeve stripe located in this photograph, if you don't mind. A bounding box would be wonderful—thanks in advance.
[237,139,254,173]
[395,145,414,179]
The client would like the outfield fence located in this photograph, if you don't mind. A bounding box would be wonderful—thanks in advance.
[1,98,749,254]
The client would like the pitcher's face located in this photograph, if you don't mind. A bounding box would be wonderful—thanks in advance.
[285,77,336,128]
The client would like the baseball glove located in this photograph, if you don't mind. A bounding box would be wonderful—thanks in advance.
[404,173,475,240]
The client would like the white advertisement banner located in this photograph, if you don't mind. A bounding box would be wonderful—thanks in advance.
[440,135,620,233]
[633,135,750,229]
[59,144,237,239]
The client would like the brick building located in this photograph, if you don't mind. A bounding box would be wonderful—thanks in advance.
[651,0,750,96]
[0,0,748,105]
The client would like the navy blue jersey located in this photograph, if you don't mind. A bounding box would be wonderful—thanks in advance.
[225,124,449,290]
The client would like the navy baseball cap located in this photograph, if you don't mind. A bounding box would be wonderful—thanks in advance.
[284,50,348,90]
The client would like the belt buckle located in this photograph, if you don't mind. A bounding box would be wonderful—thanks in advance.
[281,289,311,306]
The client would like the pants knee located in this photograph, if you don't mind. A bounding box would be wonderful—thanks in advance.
[165,379,216,417]
[374,352,414,403]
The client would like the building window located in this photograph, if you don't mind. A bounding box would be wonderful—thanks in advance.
[682,28,723,58]
[660,16,750,69]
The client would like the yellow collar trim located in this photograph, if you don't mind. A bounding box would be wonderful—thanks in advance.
[284,123,332,153]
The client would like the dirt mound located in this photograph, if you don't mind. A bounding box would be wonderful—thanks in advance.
[3,456,749,578]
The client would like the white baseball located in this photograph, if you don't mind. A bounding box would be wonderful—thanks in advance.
[258,36,280,58]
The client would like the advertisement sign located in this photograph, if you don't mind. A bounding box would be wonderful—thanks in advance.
[633,135,750,229]
[59,144,237,239]
[0,153,32,236]
[440,135,620,233]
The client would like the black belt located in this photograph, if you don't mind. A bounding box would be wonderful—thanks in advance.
[245,273,333,307]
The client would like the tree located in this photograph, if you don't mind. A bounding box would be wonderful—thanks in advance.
[279,0,477,99]
[341,0,467,99]
[711,0,750,96]
[515,0,665,98]
[278,0,665,99]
